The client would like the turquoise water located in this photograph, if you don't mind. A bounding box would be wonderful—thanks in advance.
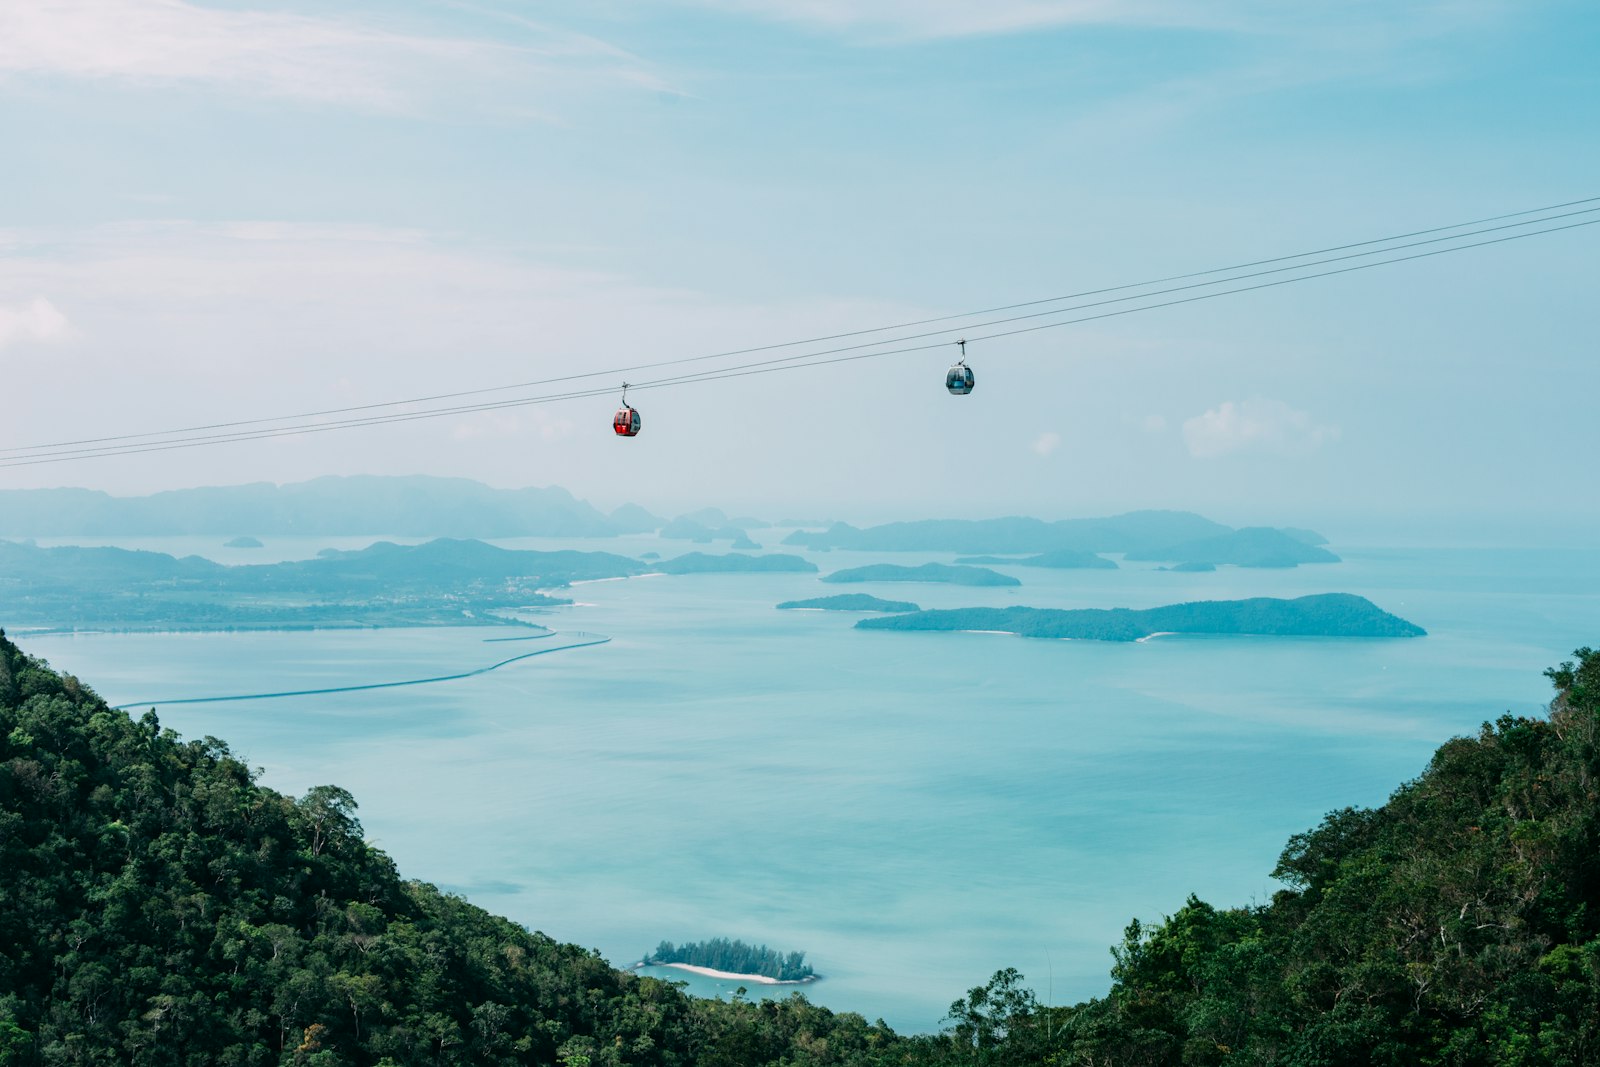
[19,536,1600,1032]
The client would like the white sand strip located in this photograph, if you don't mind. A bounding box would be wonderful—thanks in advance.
[651,963,813,985]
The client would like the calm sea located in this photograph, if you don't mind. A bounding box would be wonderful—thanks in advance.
[18,534,1600,1031]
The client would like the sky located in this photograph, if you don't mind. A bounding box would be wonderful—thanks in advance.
[1,0,1597,536]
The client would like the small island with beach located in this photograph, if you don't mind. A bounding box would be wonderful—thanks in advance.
[641,938,819,984]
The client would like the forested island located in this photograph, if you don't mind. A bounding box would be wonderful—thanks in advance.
[643,939,817,983]
[777,594,921,612]
[4,628,1600,1063]
[821,563,1021,587]
[223,536,264,548]
[856,593,1425,641]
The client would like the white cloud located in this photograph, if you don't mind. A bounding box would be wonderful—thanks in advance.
[1032,431,1061,456]
[1182,398,1338,459]
[688,0,1161,38]
[681,0,1504,42]
[0,298,73,349]
[0,0,667,112]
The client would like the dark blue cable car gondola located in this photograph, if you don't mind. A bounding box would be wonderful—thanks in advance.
[612,384,641,437]
[946,339,975,395]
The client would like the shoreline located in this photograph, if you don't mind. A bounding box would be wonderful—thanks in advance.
[637,962,819,986]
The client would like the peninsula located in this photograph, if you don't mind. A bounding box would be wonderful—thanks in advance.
[855,594,1424,642]
[821,563,1021,587]
[0,537,642,632]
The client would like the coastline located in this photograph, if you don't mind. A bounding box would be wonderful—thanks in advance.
[638,962,818,986]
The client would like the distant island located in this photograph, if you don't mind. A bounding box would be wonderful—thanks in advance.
[783,511,1230,554]
[777,594,921,612]
[1164,561,1217,573]
[1280,527,1330,546]
[643,939,817,984]
[658,516,759,548]
[223,536,263,549]
[1125,527,1340,568]
[953,550,1117,569]
[781,513,1337,567]
[650,552,817,575]
[822,563,1021,587]
[676,506,769,530]
[855,594,1424,642]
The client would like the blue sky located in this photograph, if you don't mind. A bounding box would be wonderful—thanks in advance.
[1,0,1596,535]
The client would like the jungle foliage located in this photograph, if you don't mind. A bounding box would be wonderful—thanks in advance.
[4,627,1600,1065]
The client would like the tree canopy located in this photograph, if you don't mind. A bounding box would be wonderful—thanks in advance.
[4,626,1598,1065]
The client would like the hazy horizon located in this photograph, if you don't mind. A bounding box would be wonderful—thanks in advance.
[2,1,1597,531]
[4,472,1595,550]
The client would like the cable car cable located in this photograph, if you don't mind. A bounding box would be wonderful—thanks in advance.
[625,214,1600,395]
[3,195,1596,457]
[1,212,1594,469]
[590,208,1600,391]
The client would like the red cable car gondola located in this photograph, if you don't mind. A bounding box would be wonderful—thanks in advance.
[612,384,641,437]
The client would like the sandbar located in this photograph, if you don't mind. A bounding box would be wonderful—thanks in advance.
[644,962,816,986]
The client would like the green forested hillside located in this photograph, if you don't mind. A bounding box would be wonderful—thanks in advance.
[0,631,899,1066]
[4,627,1599,1066]
[1045,645,1600,1066]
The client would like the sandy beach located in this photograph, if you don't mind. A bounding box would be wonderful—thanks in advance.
[646,962,815,986]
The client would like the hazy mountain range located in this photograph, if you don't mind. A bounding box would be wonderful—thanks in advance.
[0,476,648,538]
[0,476,1333,567]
